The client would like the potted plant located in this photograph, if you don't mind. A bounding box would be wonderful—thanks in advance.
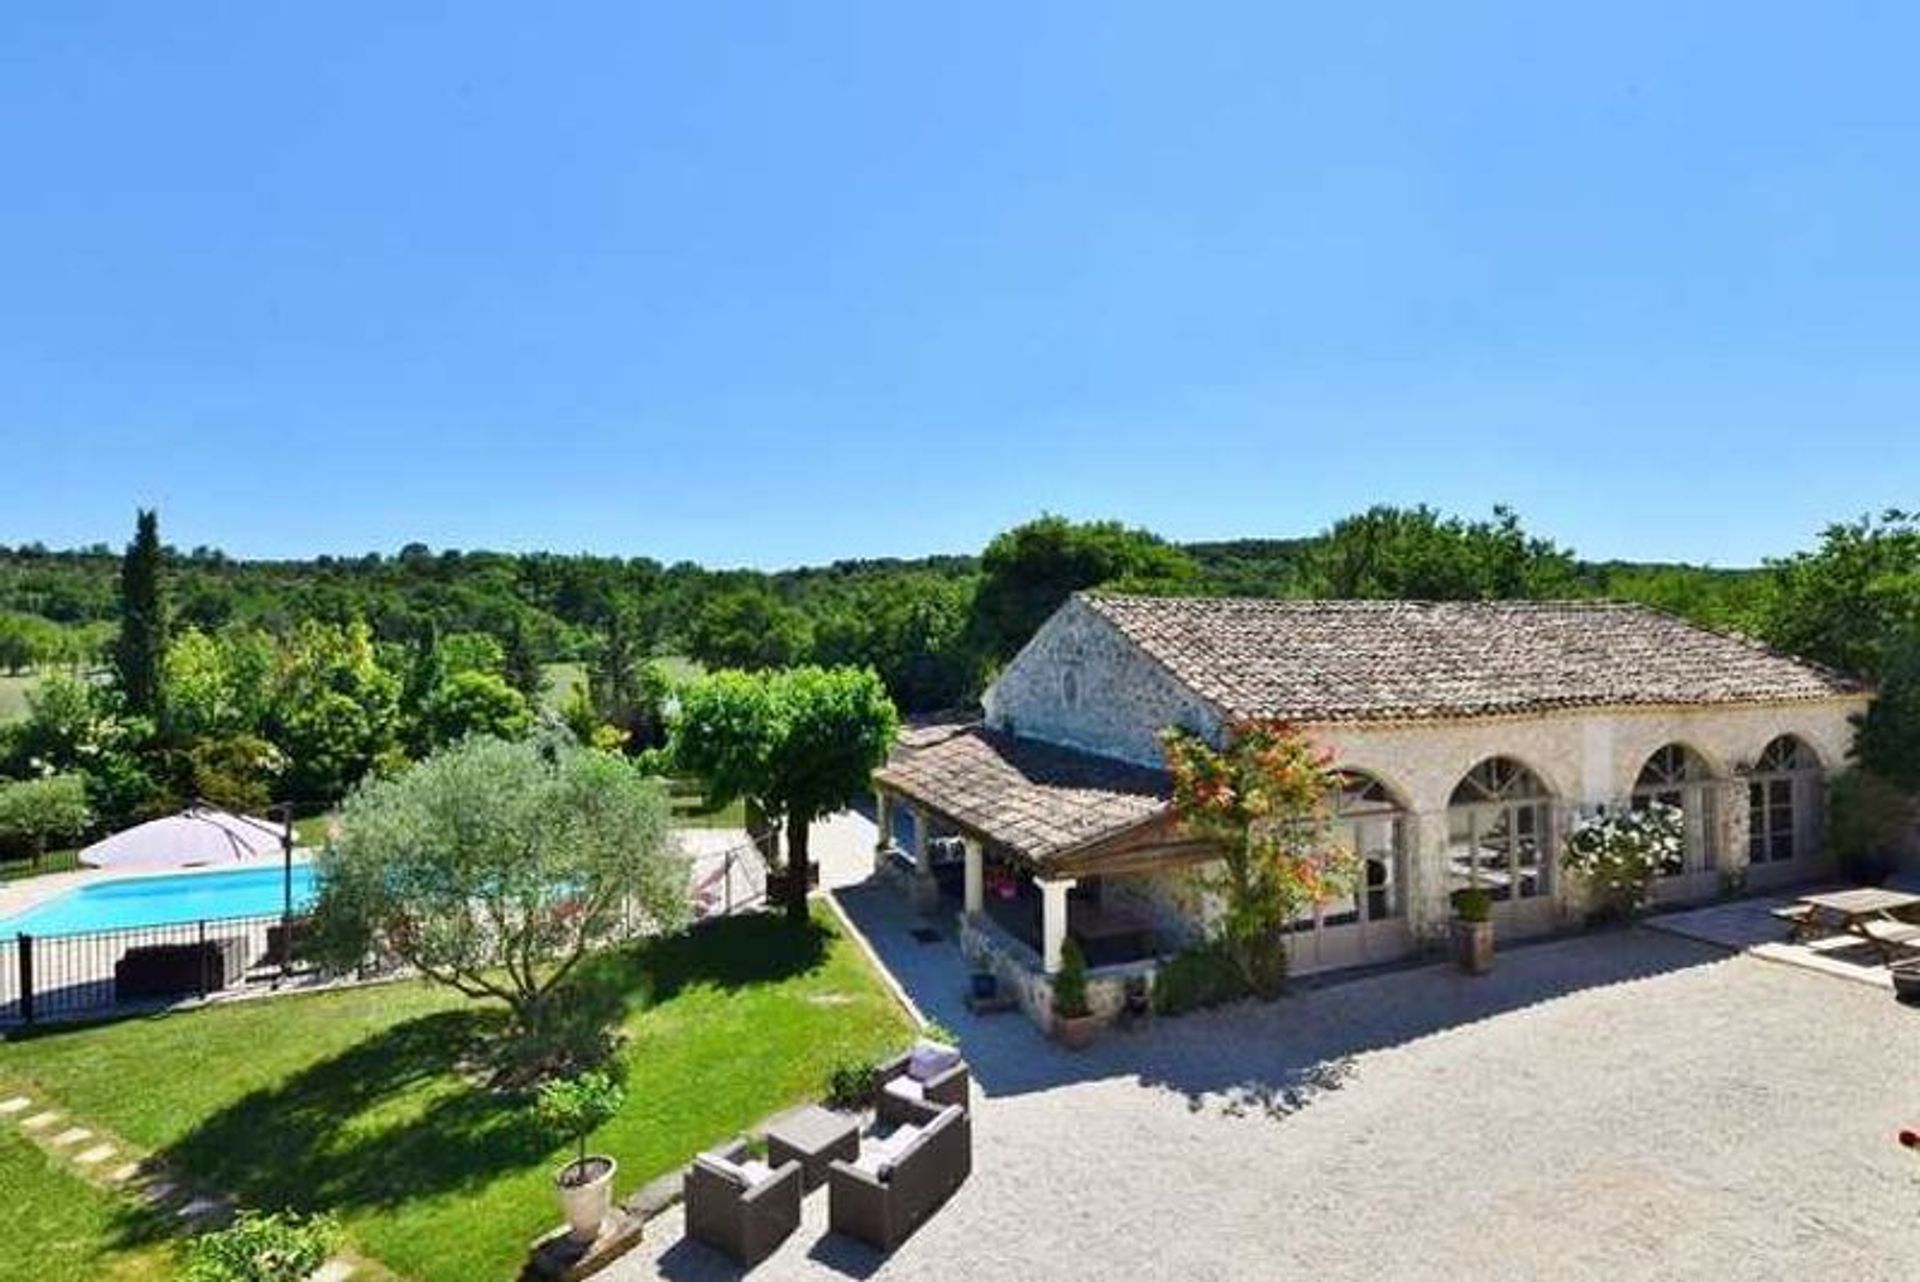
[1450,888,1494,975]
[534,1070,627,1244]
[1052,937,1099,1048]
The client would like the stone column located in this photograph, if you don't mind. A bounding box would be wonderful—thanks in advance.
[962,836,984,918]
[1715,779,1751,888]
[909,806,940,913]
[872,790,893,875]
[1039,876,1078,973]
[1403,809,1453,945]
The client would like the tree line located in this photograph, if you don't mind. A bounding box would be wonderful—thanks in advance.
[1,502,1913,864]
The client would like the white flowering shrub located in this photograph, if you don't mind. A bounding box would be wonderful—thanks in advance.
[1563,802,1685,916]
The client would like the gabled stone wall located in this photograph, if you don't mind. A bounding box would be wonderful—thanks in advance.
[983,596,1222,768]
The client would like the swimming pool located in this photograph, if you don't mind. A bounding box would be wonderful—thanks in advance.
[1,864,319,937]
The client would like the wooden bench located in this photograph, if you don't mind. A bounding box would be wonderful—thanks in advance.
[1857,918,1920,962]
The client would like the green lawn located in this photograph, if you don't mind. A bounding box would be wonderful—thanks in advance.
[0,1128,175,1281]
[0,908,912,1280]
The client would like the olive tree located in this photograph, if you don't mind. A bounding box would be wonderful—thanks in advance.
[311,736,688,1074]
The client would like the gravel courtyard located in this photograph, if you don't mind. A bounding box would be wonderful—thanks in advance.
[612,887,1920,1282]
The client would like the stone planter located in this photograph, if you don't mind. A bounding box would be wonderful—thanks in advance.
[1054,1011,1099,1050]
[556,1155,618,1243]
[1451,917,1493,975]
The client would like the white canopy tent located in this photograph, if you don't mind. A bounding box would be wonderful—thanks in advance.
[79,806,288,871]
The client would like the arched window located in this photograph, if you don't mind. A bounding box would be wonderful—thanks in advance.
[1632,745,1715,876]
[1320,772,1406,926]
[1748,735,1819,865]
[1448,757,1553,902]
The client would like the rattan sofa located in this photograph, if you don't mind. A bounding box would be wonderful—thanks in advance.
[827,1099,971,1251]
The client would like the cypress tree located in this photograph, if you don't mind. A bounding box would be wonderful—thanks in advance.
[113,508,169,722]
[504,615,545,703]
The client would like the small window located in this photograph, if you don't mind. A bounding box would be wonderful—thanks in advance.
[1061,668,1079,707]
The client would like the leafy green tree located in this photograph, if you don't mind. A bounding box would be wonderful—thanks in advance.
[0,773,92,866]
[270,621,404,801]
[1303,505,1579,600]
[113,509,169,722]
[184,734,287,814]
[310,737,687,1073]
[967,515,1200,667]
[674,666,898,922]
[421,670,534,747]
[686,588,813,672]
[164,626,276,741]
[1761,510,1920,679]
[436,630,506,678]
[812,574,975,712]
[1854,635,1920,789]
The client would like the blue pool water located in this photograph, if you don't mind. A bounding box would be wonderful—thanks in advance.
[2,864,319,937]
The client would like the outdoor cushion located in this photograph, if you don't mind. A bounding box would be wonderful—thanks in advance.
[882,1075,926,1105]
[738,1158,774,1184]
[907,1041,963,1083]
[854,1124,921,1179]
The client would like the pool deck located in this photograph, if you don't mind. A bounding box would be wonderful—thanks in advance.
[0,851,316,930]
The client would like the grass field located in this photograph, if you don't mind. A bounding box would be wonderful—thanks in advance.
[0,1128,175,1281]
[0,907,912,1280]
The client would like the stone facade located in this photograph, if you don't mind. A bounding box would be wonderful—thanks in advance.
[984,596,1223,768]
[984,599,1872,966]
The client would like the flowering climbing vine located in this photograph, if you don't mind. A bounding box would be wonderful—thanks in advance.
[1160,720,1354,998]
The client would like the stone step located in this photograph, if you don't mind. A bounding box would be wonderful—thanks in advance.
[19,1111,61,1131]
[139,1181,177,1205]
[312,1261,356,1282]
[0,1096,32,1115]
[106,1161,144,1184]
[49,1127,92,1148]
[75,1143,116,1166]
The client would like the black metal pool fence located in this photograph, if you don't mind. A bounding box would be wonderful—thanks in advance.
[0,911,291,1026]
[2,835,775,1027]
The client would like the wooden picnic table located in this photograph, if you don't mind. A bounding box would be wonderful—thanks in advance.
[1792,888,1920,960]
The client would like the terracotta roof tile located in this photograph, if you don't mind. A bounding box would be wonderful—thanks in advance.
[1080,594,1865,723]
[874,724,1169,864]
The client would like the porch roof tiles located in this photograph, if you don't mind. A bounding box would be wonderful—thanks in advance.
[873,722,1170,865]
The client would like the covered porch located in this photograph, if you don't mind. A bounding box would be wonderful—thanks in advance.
[871,724,1212,1030]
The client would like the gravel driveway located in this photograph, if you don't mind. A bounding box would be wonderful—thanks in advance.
[609,885,1920,1282]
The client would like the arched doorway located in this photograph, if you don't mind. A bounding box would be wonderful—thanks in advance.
[1285,771,1413,973]
[1632,744,1717,885]
[1747,735,1821,875]
[1447,757,1556,932]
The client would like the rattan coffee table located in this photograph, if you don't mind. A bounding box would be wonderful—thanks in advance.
[764,1105,860,1190]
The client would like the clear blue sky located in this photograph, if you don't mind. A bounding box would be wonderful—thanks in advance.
[2,3,1914,568]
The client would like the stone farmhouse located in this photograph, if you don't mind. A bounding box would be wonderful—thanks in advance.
[870,593,1870,1028]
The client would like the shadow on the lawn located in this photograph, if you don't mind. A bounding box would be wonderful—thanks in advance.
[102,913,835,1238]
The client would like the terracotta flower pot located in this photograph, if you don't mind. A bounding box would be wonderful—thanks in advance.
[1054,1011,1099,1050]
